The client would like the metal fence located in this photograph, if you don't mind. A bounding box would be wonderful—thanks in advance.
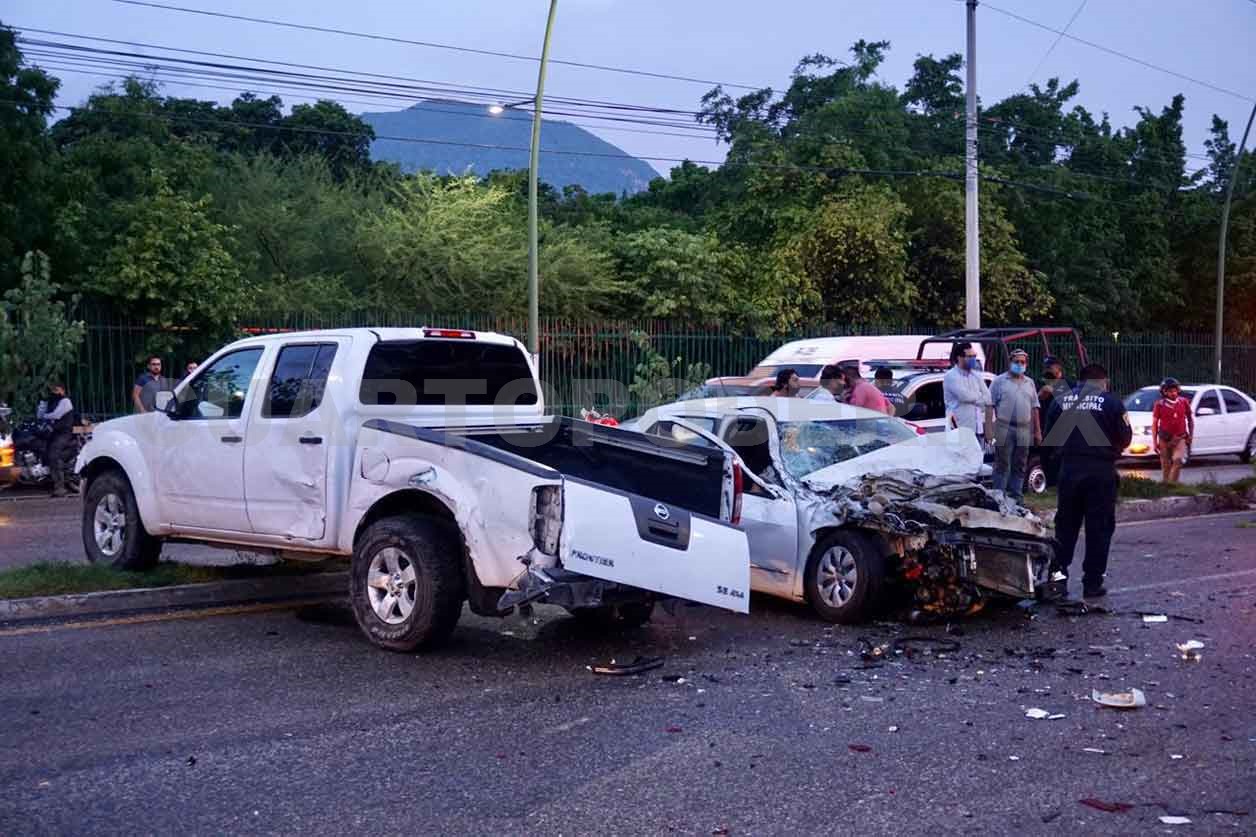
[66,308,1256,421]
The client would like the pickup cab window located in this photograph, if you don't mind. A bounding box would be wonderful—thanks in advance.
[359,340,538,406]
[777,418,917,479]
[264,343,338,419]
[175,348,264,420]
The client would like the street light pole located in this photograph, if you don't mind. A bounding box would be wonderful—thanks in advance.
[964,0,981,330]
[528,0,559,362]
[1214,101,1255,384]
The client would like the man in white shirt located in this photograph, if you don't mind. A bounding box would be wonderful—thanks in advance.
[942,342,993,444]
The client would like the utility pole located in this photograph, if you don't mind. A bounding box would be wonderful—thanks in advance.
[1215,101,1255,384]
[528,0,559,362]
[964,0,981,330]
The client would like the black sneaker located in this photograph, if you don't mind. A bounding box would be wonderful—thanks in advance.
[1082,583,1107,599]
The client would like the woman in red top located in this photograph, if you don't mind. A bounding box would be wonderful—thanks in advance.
[1152,377,1194,484]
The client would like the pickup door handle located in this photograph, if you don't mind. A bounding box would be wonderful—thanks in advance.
[220,435,243,444]
[299,435,323,445]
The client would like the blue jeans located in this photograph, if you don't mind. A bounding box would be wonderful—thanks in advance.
[993,424,1030,500]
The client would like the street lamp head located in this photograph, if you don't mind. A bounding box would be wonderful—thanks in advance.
[488,103,505,115]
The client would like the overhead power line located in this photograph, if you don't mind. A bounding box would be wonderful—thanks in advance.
[984,2,1256,103]
[0,96,1197,214]
[1024,0,1088,86]
[111,0,766,91]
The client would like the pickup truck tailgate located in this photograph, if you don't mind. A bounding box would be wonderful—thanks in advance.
[560,478,751,613]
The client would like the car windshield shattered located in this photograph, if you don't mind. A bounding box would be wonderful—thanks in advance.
[777,418,918,479]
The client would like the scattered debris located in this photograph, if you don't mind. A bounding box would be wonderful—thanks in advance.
[1091,688,1147,710]
[891,636,961,657]
[661,675,688,684]
[1142,614,1168,624]
[1079,798,1134,813]
[1025,708,1050,720]
[186,756,197,767]
[665,725,683,734]
[848,744,873,753]
[859,696,885,703]
[888,725,900,733]
[589,656,664,676]
[1176,640,1205,662]
[1081,747,1107,755]
[1159,816,1192,825]
[1170,754,1184,760]
[1041,811,1061,824]
[1008,755,1021,761]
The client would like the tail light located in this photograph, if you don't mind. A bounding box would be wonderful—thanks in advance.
[905,421,927,436]
[731,460,744,525]
[424,328,476,339]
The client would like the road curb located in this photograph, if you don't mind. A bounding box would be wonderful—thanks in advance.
[1038,488,1256,526]
[0,570,349,626]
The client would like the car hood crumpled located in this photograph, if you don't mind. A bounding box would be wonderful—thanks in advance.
[799,429,1050,540]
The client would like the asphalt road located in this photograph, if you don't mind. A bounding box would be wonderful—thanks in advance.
[2,513,1254,835]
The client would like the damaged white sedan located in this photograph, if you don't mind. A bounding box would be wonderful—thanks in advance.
[635,398,1055,623]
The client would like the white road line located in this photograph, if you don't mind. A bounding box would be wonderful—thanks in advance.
[1109,567,1256,595]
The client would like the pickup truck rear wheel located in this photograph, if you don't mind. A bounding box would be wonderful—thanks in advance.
[351,515,465,652]
[804,530,886,624]
[82,470,161,571]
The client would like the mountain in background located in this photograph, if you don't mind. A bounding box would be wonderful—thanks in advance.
[360,100,661,195]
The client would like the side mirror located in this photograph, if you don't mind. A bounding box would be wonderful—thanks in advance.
[155,390,176,415]
[1196,407,1217,416]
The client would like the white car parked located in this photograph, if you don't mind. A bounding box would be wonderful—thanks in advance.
[1123,384,1256,463]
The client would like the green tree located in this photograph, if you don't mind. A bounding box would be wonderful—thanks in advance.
[0,251,85,416]
[0,25,59,289]
[775,184,916,325]
[87,176,246,354]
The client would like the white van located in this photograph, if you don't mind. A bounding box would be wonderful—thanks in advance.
[748,336,985,379]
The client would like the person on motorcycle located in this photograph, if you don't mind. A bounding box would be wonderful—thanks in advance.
[36,381,75,497]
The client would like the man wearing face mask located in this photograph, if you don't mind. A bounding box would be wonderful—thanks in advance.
[1044,364,1132,599]
[989,349,1041,502]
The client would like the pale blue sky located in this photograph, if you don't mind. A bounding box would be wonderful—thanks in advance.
[5,0,1255,177]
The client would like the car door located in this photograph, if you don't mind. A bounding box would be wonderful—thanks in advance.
[1192,389,1224,454]
[243,340,344,540]
[1220,388,1253,452]
[155,346,266,532]
[643,416,799,599]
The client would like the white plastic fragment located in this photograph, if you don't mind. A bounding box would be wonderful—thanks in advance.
[1082,747,1107,754]
[1026,708,1050,720]
[1176,640,1205,661]
[1143,614,1168,624]
[1091,688,1147,709]
[1170,754,1184,760]
[1159,816,1192,825]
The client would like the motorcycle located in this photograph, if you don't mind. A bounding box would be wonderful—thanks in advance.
[10,417,86,491]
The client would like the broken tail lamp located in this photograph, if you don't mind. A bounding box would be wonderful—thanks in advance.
[423,328,476,340]
[731,461,743,525]
[530,485,562,556]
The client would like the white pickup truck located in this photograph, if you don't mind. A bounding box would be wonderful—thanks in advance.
[75,328,750,651]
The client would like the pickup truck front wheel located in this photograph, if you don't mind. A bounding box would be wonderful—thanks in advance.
[82,470,161,571]
[804,530,886,624]
[351,515,466,652]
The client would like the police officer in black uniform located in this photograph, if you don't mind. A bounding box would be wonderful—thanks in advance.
[1044,364,1132,598]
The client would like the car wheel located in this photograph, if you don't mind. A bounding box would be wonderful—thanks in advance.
[81,470,161,571]
[1241,430,1256,464]
[569,601,655,630]
[803,529,886,624]
[350,514,465,652]
[1024,455,1049,495]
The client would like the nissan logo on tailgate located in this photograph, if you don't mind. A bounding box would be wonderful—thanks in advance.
[653,503,670,521]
